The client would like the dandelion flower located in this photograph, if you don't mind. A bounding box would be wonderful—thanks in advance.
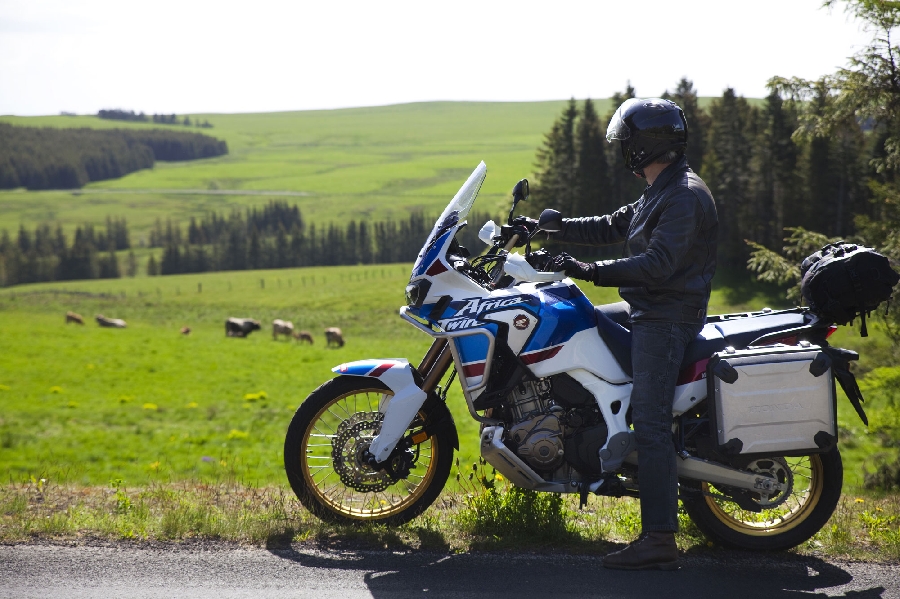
[495,473,504,481]
[149,461,160,471]
[0,384,10,391]
[185,402,198,409]
[855,498,865,503]
[143,403,158,411]
[227,429,249,440]
[49,386,63,394]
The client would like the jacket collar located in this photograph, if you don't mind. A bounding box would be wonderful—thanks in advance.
[645,156,689,198]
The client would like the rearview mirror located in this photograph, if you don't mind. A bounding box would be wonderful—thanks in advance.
[538,208,562,233]
[508,179,529,225]
[512,179,529,204]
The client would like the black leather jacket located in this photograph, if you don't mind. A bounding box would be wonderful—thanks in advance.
[555,157,718,323]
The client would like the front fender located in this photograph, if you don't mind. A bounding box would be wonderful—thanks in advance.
[332,359,427,463]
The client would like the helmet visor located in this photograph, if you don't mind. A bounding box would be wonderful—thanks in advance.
[605,98,642,142]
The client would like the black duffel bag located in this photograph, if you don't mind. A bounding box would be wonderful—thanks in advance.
[800,242,900,336]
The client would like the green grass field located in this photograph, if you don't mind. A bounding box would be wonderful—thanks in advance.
[0,263,891,492]
[0,102,585,242]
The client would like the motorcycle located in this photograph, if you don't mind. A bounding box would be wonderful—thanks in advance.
[284,162,868,551]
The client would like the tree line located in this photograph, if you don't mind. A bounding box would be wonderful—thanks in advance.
[98,109,213,128]
[0,124,228,190]
[0,201,493,286]
[532,79,881,270]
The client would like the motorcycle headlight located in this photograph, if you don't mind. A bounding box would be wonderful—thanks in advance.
[405,280,432,308]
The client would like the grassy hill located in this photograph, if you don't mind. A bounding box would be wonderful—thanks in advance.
[0,101,584,243]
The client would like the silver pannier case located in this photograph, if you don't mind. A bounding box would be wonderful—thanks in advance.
[706,342,837,456]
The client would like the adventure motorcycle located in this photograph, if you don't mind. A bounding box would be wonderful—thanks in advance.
[284,162,871,551]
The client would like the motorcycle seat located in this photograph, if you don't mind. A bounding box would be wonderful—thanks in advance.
[594,309,807,379]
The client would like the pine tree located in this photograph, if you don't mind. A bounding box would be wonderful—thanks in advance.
[663,78,710,175]
[573,98,610,217]
[702,88,758,269]
[533,98,579,213]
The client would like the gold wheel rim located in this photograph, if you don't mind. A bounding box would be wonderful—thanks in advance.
[702,455,825,536]
[300,387,439,520]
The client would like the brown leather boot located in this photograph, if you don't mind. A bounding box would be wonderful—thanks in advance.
[602,532,680,571]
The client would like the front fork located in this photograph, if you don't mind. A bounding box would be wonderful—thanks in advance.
[358,339,453,465]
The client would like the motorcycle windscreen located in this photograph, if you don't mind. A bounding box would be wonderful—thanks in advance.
[411,162,487,276]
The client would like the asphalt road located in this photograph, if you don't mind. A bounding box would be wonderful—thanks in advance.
[1,543,898,599]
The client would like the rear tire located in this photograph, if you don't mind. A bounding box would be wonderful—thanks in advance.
[681,447,843,551]
[284,376,454,526]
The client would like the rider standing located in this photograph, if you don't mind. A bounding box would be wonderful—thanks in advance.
[540,98,719,570]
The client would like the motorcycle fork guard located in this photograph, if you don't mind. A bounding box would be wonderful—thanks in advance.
[332,358,427,463]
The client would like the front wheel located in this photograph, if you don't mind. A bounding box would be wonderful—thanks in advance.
[681,448,843,551]
[284,376,454,525]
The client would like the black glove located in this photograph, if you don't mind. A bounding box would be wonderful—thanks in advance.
[495,216,538,248]
[548,252,596,282]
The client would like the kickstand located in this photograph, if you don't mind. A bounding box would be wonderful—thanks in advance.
[579,484,590,509]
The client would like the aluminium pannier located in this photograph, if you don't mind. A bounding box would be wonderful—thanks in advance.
[706,343,836,456]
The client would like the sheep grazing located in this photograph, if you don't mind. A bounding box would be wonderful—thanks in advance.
[65,311,84,325]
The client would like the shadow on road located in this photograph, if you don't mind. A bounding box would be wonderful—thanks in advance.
[269,543,887,599]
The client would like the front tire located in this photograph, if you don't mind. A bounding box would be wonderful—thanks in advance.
[284,376,454,526]
[681,448,843,551]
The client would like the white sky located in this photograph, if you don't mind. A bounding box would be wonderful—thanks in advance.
[0,0,877,116]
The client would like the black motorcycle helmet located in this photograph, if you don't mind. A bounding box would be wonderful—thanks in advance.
[606,98,688,176]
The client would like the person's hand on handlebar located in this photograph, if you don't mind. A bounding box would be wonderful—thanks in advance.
[494,216,538,248]
[548,252,596,282]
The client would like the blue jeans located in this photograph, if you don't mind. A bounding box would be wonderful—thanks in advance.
[630,320,702,533]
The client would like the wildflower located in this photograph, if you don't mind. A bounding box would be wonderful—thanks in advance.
[495,473,504,481]
[0,384,10,391]
[49,386,62,394]
[149,461,160,471]
[855,498,865,504]
[201,456,214,462]
[227,429,248,440]
[185,402,198,409]
[243,391,268,402]
[143,403,158,411]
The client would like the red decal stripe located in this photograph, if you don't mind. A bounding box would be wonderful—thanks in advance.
[676,358,709,386]
[462,362,485,378]
[520,345,563,365]
[368,363,394,377]
[425,260,448,276]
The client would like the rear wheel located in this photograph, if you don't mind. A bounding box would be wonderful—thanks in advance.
[681,448,843,551]
[284,376,454,525]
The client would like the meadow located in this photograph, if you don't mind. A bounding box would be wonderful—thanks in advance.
[1,101,897,553]
[0,102,581,241]
[0,262,890,492]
